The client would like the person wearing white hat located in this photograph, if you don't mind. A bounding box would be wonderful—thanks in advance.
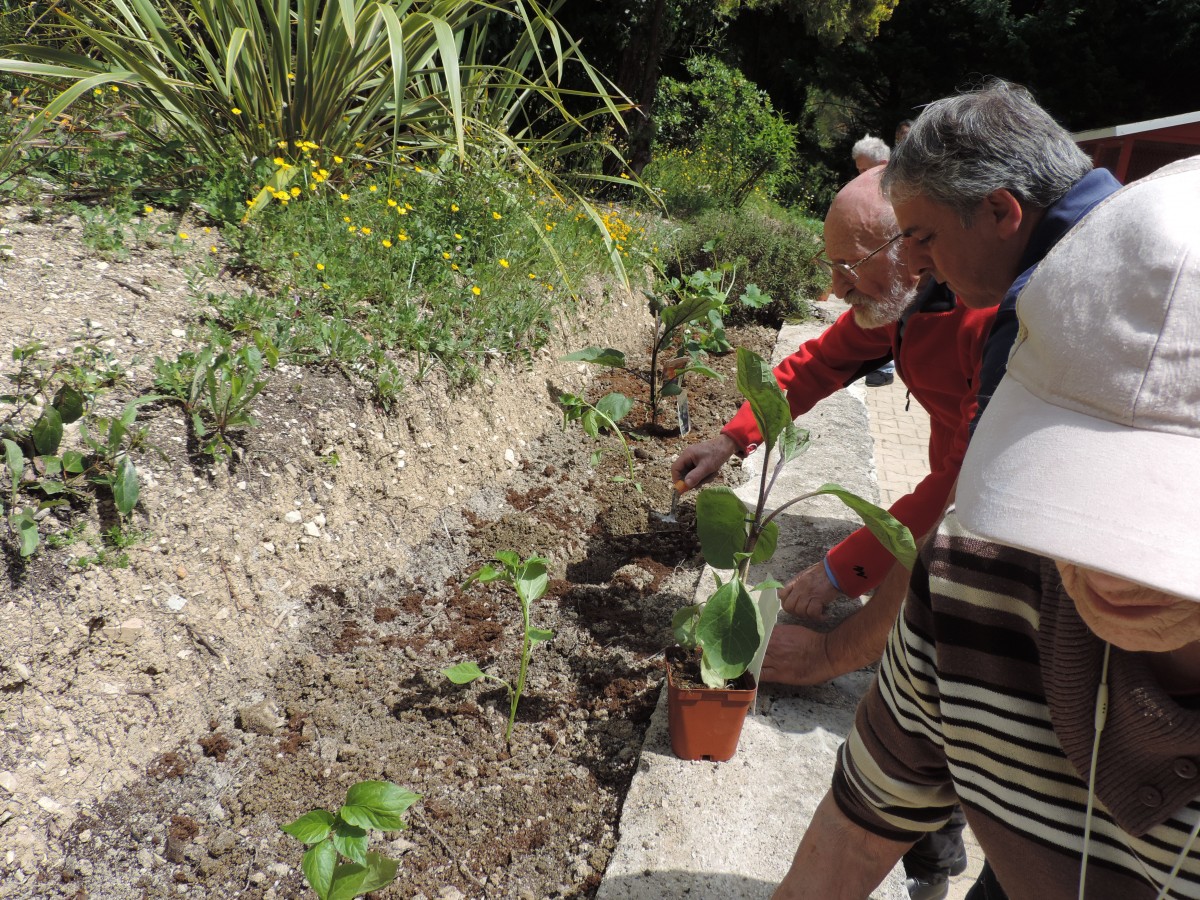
[772,155,1200,900]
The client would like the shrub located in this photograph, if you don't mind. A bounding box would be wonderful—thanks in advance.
[647,55,796,214]
[670,206,826,326]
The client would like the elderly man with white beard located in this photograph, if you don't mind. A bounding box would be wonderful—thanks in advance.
[674,166,995,687]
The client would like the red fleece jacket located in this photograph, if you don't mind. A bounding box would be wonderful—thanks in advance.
[721,293,995,595]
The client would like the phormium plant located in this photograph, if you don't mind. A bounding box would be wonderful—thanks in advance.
[673,347,917,688]
[443,551,554,746]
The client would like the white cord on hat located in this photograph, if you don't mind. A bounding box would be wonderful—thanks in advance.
[1078,642,1200,899]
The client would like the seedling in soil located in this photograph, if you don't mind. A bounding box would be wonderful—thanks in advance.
[444,552,555,745]
[281,780,419,900]
[557,391,640,490]
[675,348,917,688]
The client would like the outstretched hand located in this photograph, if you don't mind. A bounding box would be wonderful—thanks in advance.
[779,561,843,620]
[759,622,838,687]
[670,433,739,492]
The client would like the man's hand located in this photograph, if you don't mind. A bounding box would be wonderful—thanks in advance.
[759,623,837,687]
[779,561,844,620]
[670,433,740,491]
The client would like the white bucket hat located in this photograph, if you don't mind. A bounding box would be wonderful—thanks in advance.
[958,155,1200,602]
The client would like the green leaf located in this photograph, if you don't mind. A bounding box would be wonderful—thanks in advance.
[302,839,337,900]
[330,819,369,865]
[112,456,139,517]
[467,563,503,585]
[695,486,749,570]
[36,455,62,478]
[660,380,682,397]
[52,385,86,424]
[813,484,917,570]
[749,520,779,565]
[595,393,633,425]
[735,348,792,454]
[281,809,335,845]
[31,407,63,456]
[3,438,23,483]
[61,451,84,475]
[327,861,368,900]
[494,550,521,570]
[443,662,485,684]
[515,557,549,605]
[739,284,772,308]
[696,578,763,688]
[527,627,554,644]
[561,347,626,368]
[660,294,723,337]
[13,510,39,557]
[340,781,421,831]
[358,851,399,894]
[671,605,700,650]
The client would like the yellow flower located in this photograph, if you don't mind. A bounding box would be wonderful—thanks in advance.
[368,185,378,192]
[414,165,422,172]
[143,205,153,214]
[471,286,481,295]
[528,273,537,280]
[450,203,460,212]
[316,263,325,271]
[210,246,217,253]
[387,198,397,207]
[348,226,356,232]
[322,282,330,290]
[110,85,119,93]
[492,211,502,220]
[454,233,462,240]
[361,227,371,235]
[442,252,451,260]
[203,227,210,234]
[619,172,630,179]
[286,72,295,80]
[397,207,407,215]
[334,156,344,164]
[340,193,349,201]
[343,216,351,223]
[545,223,554,231]
[499,259,510,268]
[382,239,392,248]
[93,88,102,97]
[398,232,409,241]
[289,186,301,197]
[405,203,413,211]
[178,232,189,240]
[231,107,242,115]
[277,141,288,149]
[451,263,459,271]
[273,157,285,166]
[292,251,300,258]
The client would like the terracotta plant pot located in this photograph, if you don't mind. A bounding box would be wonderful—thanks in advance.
[666,654,757,762]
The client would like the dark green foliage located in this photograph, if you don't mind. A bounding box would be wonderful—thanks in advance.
[671,206,825,325]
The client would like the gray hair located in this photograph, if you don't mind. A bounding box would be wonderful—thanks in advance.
[852,135,891,165]
[882,79,1091,224]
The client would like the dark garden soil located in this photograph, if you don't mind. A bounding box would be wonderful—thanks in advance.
[0,203,779,900]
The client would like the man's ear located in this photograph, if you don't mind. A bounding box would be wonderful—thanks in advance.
[983,189,1024,238]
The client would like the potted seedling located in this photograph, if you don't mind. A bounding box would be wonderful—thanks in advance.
[667,347,917,761]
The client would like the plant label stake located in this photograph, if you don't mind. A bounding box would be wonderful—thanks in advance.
[676,387,691,436]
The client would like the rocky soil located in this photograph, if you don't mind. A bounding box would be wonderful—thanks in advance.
[0,203,777,899]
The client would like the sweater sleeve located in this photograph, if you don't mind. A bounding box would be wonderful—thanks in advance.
[830,538,958,839]
[721,310,893,453]
[825,306,991,595]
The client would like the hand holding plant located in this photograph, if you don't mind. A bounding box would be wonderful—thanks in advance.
[674,348,917,688]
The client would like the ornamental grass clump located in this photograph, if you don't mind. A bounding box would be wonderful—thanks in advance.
[674,348,917,688]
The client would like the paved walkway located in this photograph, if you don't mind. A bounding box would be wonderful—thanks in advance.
[862,376,984,900]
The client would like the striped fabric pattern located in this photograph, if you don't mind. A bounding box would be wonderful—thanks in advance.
[831,512,1200,899]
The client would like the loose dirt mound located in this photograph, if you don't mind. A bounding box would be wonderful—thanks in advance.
[0,204,776,899]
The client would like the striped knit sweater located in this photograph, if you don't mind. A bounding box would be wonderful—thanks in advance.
[832,511,1200,899]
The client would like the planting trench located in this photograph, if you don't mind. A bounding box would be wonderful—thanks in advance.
[0,205,781,900]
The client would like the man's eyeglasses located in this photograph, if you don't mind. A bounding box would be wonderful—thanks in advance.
[813,233,902,284]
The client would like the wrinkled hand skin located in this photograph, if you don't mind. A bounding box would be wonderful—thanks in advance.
[779,561,842,620]
[760,622,836,687]
[670,434,739,491]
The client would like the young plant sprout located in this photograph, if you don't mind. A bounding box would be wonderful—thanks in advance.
[281,780,419,900]
[443,552,555,745]
[674,348,917,688]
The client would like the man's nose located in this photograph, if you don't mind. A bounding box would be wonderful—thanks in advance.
[901,239,931,275]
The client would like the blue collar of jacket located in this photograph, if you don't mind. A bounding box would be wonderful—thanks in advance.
[1001,168,1124,314]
